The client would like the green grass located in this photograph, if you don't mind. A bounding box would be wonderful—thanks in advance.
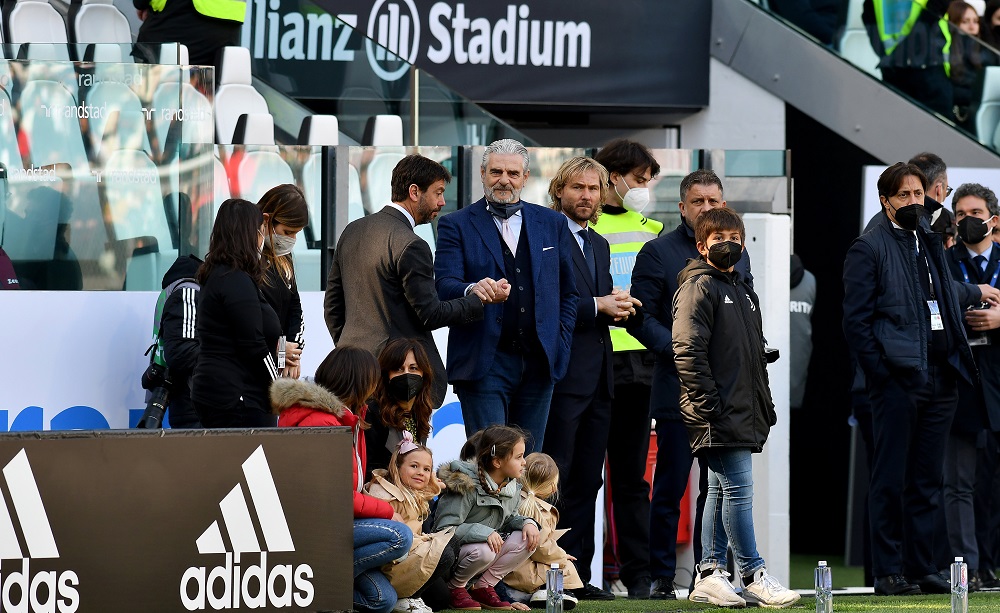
[787,554,865,590]
[434,592,1000,612]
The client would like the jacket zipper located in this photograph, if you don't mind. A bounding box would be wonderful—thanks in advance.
[731,275,764,447]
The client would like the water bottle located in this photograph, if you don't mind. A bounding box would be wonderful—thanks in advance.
[951,557,968,613]
[814,560,832,613]
[546,563,563,613]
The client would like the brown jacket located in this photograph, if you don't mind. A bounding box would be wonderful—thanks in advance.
[364,471,455,597]
[504,492,584,593]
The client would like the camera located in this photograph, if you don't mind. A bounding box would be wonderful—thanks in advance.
[141,362,167,391]
[137,364,171,429]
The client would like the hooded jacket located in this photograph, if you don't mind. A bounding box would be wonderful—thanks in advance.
[433,460,537,545]
[504,491,584,593]
[271,378,393,520]
[672,258,776,454]
[159,255,203,427]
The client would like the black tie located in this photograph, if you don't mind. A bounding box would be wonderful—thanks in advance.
[578,228,596,286]
[975,254,987,273]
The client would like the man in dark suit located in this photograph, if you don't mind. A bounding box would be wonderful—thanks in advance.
[324,154,504,408]
[542,157,640,601]
[943,183,1000,590]
[435,139,579,452]
[629,169,752,599]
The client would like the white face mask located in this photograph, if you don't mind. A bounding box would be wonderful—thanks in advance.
[615,174,650,214]
[265,233,296,256]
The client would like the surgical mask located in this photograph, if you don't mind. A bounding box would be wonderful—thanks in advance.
[265,232,296,256]
[707,241,743,269]
[387,373,423,403]
[957,215,993,245]
[614,175,650,214]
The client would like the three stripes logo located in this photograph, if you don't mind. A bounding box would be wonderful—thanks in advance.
[0,449,80,613]
[180,446,314,611]
[366,0,421,81]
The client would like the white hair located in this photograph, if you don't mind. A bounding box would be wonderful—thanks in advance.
[482,139,529,172]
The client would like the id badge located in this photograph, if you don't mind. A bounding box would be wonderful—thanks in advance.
[969,335,992,347]
[928,300,944,331]
[277,336,287,370]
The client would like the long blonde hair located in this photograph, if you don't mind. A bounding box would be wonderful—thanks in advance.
[517,453,559,524]
[387,444,437,521]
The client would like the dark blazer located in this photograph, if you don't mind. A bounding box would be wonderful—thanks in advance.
[946,243,1000,433]
[434,198,580,384]
[324,206,484,407]
[552,225,614,399]
[629,220,752,421]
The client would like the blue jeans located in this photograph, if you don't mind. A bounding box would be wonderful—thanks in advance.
[354,519,412,613]
[455,347,554,453]
[700,448,764,577]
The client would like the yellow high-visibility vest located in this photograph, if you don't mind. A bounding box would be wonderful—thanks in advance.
[150,0,246,23]
[872,0,951,76]
[591,210,663,352]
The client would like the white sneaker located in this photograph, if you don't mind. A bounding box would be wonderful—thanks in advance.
[689,567,746,608]
[393,597,433,613]
[742,568,801,609]
[528,589,577,611]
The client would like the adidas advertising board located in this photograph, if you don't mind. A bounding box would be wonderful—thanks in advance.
[0,428,352,611]
[240,0,709,109]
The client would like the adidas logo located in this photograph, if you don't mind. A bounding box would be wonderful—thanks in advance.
[0,449,80,613]
[724,295,734,304]
[180,446,314,611]
[746,294,756,311]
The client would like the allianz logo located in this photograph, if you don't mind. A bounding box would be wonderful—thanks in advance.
[0,450,80,613]
[247,0,591,81]
[180,446,313,611]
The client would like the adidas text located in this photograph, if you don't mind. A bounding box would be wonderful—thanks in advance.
[0,559,79,613]
[180,552,313,610]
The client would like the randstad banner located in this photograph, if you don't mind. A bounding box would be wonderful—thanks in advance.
[0,429,352,612]
[241,0,710,109]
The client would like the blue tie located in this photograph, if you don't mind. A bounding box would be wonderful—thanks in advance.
[975,254,987,272]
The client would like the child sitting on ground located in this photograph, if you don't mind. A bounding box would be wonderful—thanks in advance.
[434,425,539,611]
[672,207,799,609]
[365,432,460,613]
[504,453,581,610]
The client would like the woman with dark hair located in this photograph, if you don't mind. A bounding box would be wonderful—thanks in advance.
[982,0,1000,46]
[258,184,309,379]
[365,338,436,478]
[191,198,281,428]
[948,0,996,132]
[271,346,411,613]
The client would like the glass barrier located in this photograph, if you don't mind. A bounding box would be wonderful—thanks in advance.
[755,0,1000,152]
[1,58,214,291]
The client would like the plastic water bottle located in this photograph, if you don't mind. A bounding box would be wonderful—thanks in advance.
[546,563,563,613]
[814,560,832,613]
[951,557,968,613]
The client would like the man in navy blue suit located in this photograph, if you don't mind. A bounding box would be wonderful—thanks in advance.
[543,156,640,601]
[435,139,579,452]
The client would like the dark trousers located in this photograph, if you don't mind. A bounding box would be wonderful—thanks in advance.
[650,418,693,583]
[867,363,958,577]
[545,389,613,584]
[976,433,1000,571]
[606,382,652,588]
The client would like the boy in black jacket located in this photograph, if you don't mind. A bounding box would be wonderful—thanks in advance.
[671,208,798,609]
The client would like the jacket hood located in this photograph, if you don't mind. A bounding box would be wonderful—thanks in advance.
[519,489,556,513]
[790,254,805,288]
[269,378,347,417]
[438,460,478,494]
[676,257,741,287]
[162,255,203,288]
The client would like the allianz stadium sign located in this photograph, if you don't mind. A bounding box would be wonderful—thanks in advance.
[242,0,710,109]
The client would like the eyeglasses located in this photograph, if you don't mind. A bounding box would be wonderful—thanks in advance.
[945,185,954,197]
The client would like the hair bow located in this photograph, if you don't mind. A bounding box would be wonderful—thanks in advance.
[397,430,419,455]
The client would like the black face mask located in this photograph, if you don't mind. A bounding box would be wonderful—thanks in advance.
[958,215,992,245]
[887,201,926,231]
[387,373,423,402]
[707,241,743,269]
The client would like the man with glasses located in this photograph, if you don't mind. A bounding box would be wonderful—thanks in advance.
[843,163,997,596]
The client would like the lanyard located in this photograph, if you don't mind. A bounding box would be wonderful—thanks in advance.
[959,259,1000,288]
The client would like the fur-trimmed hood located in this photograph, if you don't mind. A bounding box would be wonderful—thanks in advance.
[269,378,347,417]
[437,460,478,495]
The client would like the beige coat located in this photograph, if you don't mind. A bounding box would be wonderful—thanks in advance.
[364,471,455,598]
[504,492,584,592]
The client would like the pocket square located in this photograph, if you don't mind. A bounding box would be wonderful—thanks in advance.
[543,246,555,251]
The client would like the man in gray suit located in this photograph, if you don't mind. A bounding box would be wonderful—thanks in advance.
[325,154,508,407]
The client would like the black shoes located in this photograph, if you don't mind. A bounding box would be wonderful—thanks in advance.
[568,583,615,601]
[627,577,651,599]
[911,571,951,594]
[650,577,677,600]
[874,574,921,596]
[980,568,1000,589]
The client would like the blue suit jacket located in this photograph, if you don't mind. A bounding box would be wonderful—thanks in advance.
[435,198,580,383]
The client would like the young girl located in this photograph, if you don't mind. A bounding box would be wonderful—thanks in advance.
[505,453,582,610]
[365,433,459,613]
[434,425,540,611]
[271,346,412,613]
[366,339,436,477]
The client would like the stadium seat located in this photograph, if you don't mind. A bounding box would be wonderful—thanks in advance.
[4,0,69,60]
[69,0,131,62]
[839,0,881,78]
[977,66,1000,146]
[215,46,269,144]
